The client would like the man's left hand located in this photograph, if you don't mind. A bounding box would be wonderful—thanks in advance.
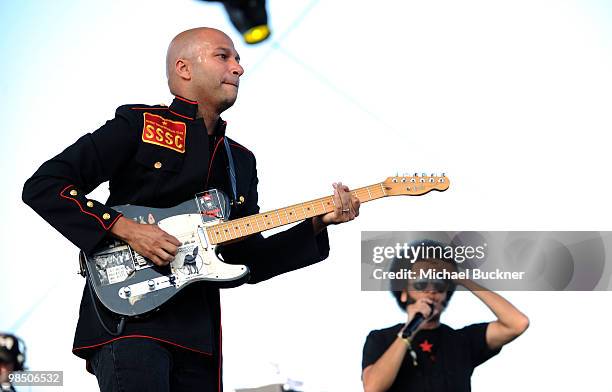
[312,182,360,233]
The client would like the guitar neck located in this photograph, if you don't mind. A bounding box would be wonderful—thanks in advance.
[206,183,388,245]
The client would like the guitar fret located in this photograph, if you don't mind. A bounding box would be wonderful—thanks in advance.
[367,186,372,200]
[236,221,244,237]
[379,183,386,196]
[263,213,271,229]
[276,210,282,226]
[289,208,297,222]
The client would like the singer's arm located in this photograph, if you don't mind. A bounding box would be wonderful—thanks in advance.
[362,338,410,392]
[456,279,529,350]
[362,299,432,392]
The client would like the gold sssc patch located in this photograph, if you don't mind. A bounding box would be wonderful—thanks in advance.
[142,113,187,153]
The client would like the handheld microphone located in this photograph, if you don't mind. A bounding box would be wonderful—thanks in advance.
[401,302,435,338]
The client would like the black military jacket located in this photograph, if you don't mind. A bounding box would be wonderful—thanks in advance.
[22,96,329,362]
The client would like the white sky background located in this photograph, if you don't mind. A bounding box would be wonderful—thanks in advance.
[2,0,612,390]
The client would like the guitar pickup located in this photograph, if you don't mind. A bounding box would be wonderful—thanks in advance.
[198,226,209,250]
[118,275,176,299]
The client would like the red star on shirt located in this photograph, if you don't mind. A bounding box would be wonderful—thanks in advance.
[419,340,433,353]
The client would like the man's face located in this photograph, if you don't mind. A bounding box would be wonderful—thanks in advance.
[190,31,244,113]
[404,260,451,317]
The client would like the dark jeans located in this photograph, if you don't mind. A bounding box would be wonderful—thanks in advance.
[89,338,218,392]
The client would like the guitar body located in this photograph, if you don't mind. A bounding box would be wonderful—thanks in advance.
[80,189,250,317]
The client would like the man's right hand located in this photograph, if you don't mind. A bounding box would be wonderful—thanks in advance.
[110,216,181,266]
[405,298,435,327]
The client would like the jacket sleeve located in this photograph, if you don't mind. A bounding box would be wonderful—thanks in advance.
[218,155,330,284]
[22,106,139,254]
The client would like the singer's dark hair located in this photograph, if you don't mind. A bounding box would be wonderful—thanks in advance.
[389,239,457,311]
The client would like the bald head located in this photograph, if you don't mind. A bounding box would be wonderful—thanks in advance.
[166,28,224,78]
[164,27,244,117]
[166,28,236,91]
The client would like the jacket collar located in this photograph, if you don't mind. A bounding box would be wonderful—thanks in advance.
[168,95,199,121]
[168,95,227,135]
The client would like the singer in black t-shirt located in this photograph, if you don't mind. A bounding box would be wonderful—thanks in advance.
[362,240,529,392]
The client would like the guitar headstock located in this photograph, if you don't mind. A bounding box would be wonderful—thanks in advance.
[382,173,450,196]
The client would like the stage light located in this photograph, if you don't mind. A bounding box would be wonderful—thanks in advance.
[200,0,271,44]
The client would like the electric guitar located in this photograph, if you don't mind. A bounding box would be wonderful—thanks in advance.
[79,174,450,316]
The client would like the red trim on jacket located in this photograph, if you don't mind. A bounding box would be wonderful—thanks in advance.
[230,143,252,155]
[175,95,198,104]
[218,306,222,392]
[168,109,195,121]
[59,186,122,230]
[72,335,213,356]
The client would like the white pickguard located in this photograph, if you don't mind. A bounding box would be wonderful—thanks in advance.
[117,214,248,299]
[159,214,248,286]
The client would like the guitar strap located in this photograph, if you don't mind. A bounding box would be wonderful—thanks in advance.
[223,136,238,204]
[88,278,126,336]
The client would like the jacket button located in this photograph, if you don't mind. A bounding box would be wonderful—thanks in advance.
[70,189,78,196]
[86,201,94,208]
[238,196,245,204]
[154,161,162,169]
[102,213,111,220]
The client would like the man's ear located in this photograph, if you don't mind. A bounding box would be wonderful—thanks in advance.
[175,59,191,81]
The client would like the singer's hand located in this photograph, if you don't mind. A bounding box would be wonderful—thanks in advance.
[406,298,435,326]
